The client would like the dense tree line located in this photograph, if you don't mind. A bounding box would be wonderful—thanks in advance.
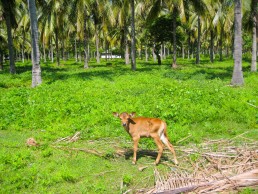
[0,0,257,87]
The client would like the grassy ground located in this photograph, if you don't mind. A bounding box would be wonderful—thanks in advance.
[0,57,257,193]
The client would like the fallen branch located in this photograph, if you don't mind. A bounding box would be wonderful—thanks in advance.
[196,168,258,193]
[153,169,258,194]
[54,131,81,143]
[149,138,258,194]
[138,166,148,172]
[94,170,115,177]
[52,145,103,157]
[246,102,258,109]
[176,134,192,144]
[203,152,237,158]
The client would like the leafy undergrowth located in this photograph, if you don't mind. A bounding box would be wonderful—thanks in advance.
[0,130,170,193]
[0,58,257,193]
[0,130,257,193]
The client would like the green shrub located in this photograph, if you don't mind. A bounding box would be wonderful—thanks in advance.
[0,58,257,193]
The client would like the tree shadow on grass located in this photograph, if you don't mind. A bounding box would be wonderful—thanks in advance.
[124,149,169,163]
[163,63,251,81]
[2,59,253,85]
[43,62,159,84]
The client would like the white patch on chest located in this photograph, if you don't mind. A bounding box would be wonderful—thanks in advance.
[160,132,168,144]
[158,122,168,144]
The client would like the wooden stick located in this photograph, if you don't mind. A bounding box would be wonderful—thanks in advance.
[246,102,258,108]
[54,136,70,143]
[160,162,190,171]
[154,169,258,194]
[94,170,115,177]
[176,134,192,144]
[52,145,103,157]
[220,161,258,169]
[203,153,237,158]
[231,131,251,140]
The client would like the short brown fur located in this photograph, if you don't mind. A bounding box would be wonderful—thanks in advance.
[113,112,178,165]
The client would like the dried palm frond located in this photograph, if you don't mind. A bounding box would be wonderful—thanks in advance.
[149,139,258,193]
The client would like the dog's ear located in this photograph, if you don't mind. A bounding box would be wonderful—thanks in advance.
[128,119,136,124]
[113,112,119,117]
[129,112,136,118]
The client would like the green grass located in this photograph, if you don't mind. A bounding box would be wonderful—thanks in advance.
[0,57,257,193]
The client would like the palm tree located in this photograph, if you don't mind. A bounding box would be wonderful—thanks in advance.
[146,0,206,67]
[135,1,153,61]
[17,0,30,63]
[27,0,42,87]
[203,1,218,63]
[38,19,49,63]
[42,0,69,66]
[231,0,244,86]
[37,1,51,62]
[182,7,196,60]
[91,0,115,64]
[112,0,131,65]
[0,23,7,70]
[145,0,176,67]
[83,13,89,69]
[204,0,232,63]
[242,0,257,72]
[214,0,234,61]
[0,0,17,73]
[130,0,136,70]
[164,0,186,68]
[171,7,178,68]
[251,0,257,72]
[91,1,102,64]
[91,1,104,64]
[189,0,206,64]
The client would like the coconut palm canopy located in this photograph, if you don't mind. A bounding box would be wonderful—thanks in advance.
[0,0,256,84]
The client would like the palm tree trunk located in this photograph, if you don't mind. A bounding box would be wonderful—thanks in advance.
[172,9,177,68]
[188,31,191,59]
[182,45,185,59]
[219,27,223,61]
[152,46,156,62]
[43,41,46,63]
[61,40,65,61]
[75,38,78,62]
[196,16,201,64]
[210,29,214,63]
[55,29,60,66]
[251,3,257,72]
[130,0,136,71]
[28,0,42,87]
[125,38,130,65]
[140,43,143,60]
[231,0,244,85]
[154,45,161,65]
[5,11,16,73]
[163,44,166,59]
[231,26,235,57]
[88,43,90,61]
[51,38,54,62]
[83,16,89,69]
[160,44,163,60]
[78,40,82,62]
[0,50,3,70]
[22,29,25,63]
[145,45,148,62]
[95,25,100,64]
